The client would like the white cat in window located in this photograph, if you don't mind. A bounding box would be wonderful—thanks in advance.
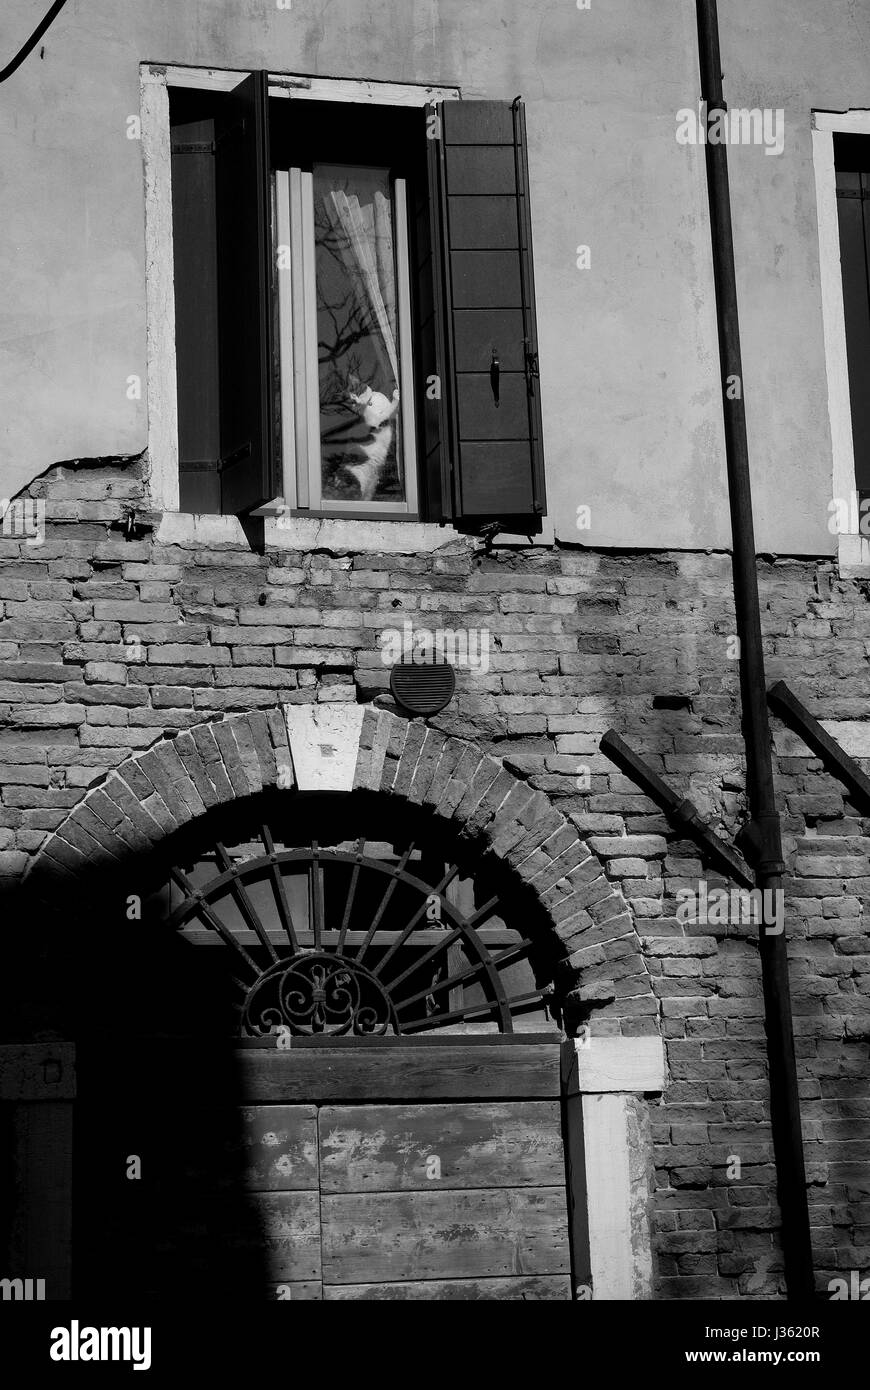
[344,382,400,501]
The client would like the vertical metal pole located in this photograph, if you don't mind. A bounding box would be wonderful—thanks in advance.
[695,0,815,1299]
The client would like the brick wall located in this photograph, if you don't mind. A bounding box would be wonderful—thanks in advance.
[1,457,869,1299]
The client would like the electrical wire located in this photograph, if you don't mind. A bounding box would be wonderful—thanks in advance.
[0,0,72,84]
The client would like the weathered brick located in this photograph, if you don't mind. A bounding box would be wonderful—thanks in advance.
[191,724,235,802]
[173,732,220,810]
[452,757,502,822]
[437,747,486,818]
[266,709,294,786]
[463,766,514,835]
[152,686,193,707]
[54,815,107,865]
[147,644,231,666]
[136,750,189,830]
[99,777,163,847]
[64,683,148,707]
[84,662,127,683]
[392,721,427,798]
[68,801,126,863]
[380,717,411,792]
[404,727,443,805]
[14,704,86,727]
[230,718,264,794]
[211,721,253,798]
[160,740,209,819]
[421,738,467,810]
[0,764,50,786]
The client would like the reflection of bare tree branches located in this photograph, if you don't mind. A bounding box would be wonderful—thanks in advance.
[314,194,394,406]
[317,286,380,403]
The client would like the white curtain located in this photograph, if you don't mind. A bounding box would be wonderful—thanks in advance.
[323,188,399,387]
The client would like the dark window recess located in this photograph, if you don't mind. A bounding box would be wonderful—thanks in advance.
[169,81,546,529]
[835,135,870,495]
[169,95,221,514]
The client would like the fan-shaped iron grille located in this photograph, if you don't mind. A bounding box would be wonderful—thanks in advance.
[167,824,551,1037]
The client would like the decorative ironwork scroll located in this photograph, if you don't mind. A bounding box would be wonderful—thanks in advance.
[242,952,398,1037]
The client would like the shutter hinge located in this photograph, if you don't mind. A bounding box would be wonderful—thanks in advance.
[525,350,539,392]
[170,140,216,155]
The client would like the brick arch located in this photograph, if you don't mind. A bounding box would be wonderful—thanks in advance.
[25,706,657,1034]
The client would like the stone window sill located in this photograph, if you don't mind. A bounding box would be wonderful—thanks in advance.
[837,534,870,578]
[155,511,554,553]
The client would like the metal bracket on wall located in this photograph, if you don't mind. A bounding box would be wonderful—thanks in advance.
[599,729,755,888]
[768,679,870,808]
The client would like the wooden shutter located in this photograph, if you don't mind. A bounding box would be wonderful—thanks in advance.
[417,150,452,522]
[214,72,276,515]
[430,99,546,525]
[170,112,222,514]
[835,157,870,493]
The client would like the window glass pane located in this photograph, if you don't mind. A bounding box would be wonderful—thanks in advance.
[313,163,405,504]
[834,139,870,494]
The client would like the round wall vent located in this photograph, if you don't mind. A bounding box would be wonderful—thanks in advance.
[390,657,456,715]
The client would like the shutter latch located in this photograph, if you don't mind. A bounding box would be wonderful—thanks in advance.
[524,349,539,392]
[490,348,500,408]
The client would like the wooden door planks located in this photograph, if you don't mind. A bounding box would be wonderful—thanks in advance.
[322,1275,571,1300]
[147,1191,323,1283]
[271,1280,324,1300]
[320,1188,570,1283]
[118,1103,319,1194]
[235,1105,318,1191]
[318,1102,565,1192]
[235,1042,562,1102]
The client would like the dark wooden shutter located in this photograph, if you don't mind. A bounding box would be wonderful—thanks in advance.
[214,72,276,515]
[430,99,546,525]
[170,103,221,514]
[418,143,452,523]
[835,144,870,494]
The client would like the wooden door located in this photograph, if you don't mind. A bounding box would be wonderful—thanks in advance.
[240,1036,573,1301]
[74,1037,575,1299]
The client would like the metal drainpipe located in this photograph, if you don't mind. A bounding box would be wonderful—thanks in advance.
[695,0,815,1299]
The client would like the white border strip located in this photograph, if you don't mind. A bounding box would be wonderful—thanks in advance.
[582,1094,652,1300]
[275,168,297,511]
[394,176,420,516]
[144,64,460,107]
[811,109,870,573]
[141,67,179,512]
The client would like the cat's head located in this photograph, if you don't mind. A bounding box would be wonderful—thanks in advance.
[347,381,398,427]
[346,381,374,413]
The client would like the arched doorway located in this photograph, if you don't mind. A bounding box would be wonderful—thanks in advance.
[19,707,659,1300]
[72,788,576,1300]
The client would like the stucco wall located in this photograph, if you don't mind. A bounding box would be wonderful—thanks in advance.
[2,0,868,553]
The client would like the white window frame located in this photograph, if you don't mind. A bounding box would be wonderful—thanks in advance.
[140,64,459,525]
[812,110,870,576]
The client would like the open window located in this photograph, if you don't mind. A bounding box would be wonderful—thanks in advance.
[166,75,547,533]
[834,134,870,508]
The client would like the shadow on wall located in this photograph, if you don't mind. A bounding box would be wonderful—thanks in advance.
[1,887,273,1298]
[0,787,565,1298]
